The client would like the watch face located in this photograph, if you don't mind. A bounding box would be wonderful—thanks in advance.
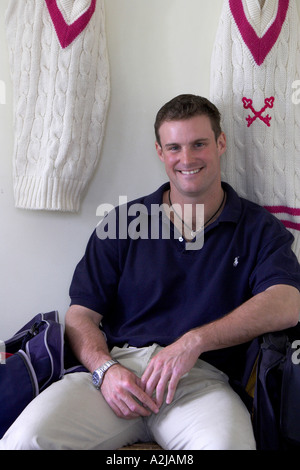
[92,371,99,386]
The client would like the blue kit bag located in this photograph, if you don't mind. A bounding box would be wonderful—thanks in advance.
[245,324,300,450]
[0,311,64,438]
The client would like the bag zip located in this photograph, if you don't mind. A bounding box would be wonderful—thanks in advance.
[16,350,39,398]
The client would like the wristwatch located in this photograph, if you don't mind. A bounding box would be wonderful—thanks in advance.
[92,359,119,389]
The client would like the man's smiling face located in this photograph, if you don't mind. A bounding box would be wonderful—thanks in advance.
[156,114,226,203]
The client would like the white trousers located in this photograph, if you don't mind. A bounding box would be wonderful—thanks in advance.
[0,344,256,450]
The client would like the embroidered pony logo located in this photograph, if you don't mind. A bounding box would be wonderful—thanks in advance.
[242,97,275,127]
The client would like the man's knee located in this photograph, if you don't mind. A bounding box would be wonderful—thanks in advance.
[0,420,55,450]
[198,430,256,450]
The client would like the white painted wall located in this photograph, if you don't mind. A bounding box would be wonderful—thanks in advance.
[0,1,299,339]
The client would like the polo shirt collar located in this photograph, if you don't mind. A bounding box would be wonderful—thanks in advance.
[218,182,242,225]
[143,182,170,211]
[142,181,242,225]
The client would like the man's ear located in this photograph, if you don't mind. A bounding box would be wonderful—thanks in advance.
[217,132,227,157]
[155,141,164,162]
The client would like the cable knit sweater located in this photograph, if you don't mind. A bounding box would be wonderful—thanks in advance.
[210,0,300,257]
[5,0,110,212]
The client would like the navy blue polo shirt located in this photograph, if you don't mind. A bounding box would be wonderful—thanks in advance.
[69,182,300,377]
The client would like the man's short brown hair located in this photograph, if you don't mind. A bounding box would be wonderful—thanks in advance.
[154,94,222,146]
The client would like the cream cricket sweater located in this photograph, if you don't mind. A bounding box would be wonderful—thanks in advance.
[5,0,110,212]
[210,0,300,257]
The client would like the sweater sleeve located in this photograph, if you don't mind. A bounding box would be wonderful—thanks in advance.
[5,0,110,212]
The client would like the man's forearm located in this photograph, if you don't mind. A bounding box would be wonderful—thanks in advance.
[65,305,160,419]
[65,305,112,373]
[189,284,300,356]
[142,285,300,405]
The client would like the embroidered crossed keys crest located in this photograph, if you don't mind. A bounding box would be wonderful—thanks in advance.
[242,97,275,127]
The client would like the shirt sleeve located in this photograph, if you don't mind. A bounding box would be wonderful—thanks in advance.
[69,227,121,315]
[249,216,300,295]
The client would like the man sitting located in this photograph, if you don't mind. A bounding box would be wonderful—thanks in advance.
[1,94,300,450]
